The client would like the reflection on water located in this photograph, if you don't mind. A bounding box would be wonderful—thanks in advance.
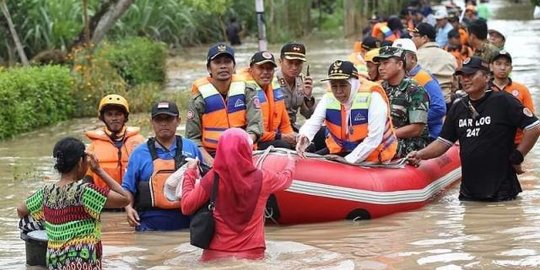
[2,0,540,269]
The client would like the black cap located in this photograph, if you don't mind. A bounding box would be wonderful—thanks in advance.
[280,42,306,61]
[409,22,436,40]
[455,57,490,75]
[321,60,358,81]
[207,43,235,65]
[373,46,404,62]
[361,36,381,51]
[151,101,179,118]
[250,51,277,67]
[491,50,512,63]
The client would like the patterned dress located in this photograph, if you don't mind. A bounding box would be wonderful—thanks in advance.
[26,181,109,270]
[382,78,430,158]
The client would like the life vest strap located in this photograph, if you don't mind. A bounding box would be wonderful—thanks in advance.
[147,135,186,170]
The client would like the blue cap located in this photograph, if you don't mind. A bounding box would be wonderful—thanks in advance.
[207,43,235,65]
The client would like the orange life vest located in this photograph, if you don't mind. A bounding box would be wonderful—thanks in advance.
[85,127,144,188]
[192,76,248,151]
[239,71,293,142]
[459,28,469,47]
[445,45,473,68]
[135,136,185,210]
[325,80,397,162]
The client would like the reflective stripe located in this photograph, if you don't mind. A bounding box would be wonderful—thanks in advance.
[194,76,248,150]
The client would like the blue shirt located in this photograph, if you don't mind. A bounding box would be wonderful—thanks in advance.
[409,65,447,139]
[436,22,453,48]
[123,136,203,231]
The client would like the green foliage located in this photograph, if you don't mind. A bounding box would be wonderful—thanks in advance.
[101,37,167,86]
[70,46,128,118]
[0,66,74,140]
[125,82,161,113]
[110,0,253,47]
[319,0,344,32]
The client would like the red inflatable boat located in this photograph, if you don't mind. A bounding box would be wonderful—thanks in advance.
[254,145,461,225]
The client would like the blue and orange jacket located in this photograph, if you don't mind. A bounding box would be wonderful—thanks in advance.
[371,22,400,42]
[192,76,248,151]
[325,80,397,162]
[409,65,446,139]
[239,71,293,142]
[85,127,144,188]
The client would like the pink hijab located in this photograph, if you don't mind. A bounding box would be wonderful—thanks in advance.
[201,128,263,232]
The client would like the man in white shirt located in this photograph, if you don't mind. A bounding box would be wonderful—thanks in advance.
[296,60,397,164]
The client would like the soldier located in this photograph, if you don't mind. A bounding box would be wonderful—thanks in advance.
[468,20,500,63]
[375,46,431,158]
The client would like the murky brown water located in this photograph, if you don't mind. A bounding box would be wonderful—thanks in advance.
[2,1,540,269]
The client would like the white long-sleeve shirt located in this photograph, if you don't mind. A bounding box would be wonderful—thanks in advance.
[299,91,388,163]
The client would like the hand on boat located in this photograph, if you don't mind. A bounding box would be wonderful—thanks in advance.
[513,164,525,174]
[295,134,310,158]
[405,151,421,167]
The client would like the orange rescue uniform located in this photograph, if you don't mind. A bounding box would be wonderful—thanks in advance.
[239,71,293,142]
[490,78,535,144]
[192,76,248,151]
[85,127,144,188]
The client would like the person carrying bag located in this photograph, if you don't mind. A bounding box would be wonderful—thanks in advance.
[189,172,219,249]
[181,128,296,261]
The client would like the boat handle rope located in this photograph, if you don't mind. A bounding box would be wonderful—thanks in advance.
[253,147,408,169]
[255,146,281,225]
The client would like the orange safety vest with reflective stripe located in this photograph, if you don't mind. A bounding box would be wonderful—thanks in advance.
[135,136,185,210]
[371,22,400,42]
[239,72,293,142]
[192,76,248,150]
[85,127,144,188]
[325,80,397,162]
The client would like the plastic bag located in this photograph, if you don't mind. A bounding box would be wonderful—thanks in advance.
[534,6,540,19]
[164,158,200,201]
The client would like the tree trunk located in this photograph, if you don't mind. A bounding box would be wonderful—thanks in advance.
[0,0,28,65]
[91,0,134,45]
[344,0,361,38]
[70,0,133,50]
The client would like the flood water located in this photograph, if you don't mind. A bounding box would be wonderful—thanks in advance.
[2,1,540,269]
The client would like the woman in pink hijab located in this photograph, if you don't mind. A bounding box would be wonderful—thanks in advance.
[181,128,296,261]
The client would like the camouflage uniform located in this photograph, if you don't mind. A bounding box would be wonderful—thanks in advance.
[185,82,263,152]
[473,41,500,63]
[275,69,316,131]
[382,78,430,158]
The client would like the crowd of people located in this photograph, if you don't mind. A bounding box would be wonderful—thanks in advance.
[15,0,540,268]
